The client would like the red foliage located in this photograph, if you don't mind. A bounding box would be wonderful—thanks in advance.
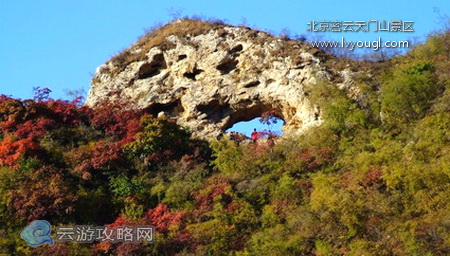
[340,171,358,188]
[0,135,39,168]
[95,241,112,253]
[145,149,177,163]
[340,167,385,190]
[70,145,94,174]
[172,229,194,244]
[108,214,137,227]
[361,167,384,188]
[98,204,190,255]
[15,118,55,139]
[0,120,15,133]
[107,203,185,233]
[89,101,142,140]
[273,198,290,213]
[1,95,85,132]
[70,140,126,175]
[65,102,143,176]
[81,171,92,180]
[0,96,89,168]
[226,201,238,212]
[114,243,146,256]
[144,203,185,233]
[298,146,334,170]
[91,141,125,169]
[365,216,383,239]
[0,97,144,175]
[42,99,86,126]
[10,165,76,220]
[193,182,232,216]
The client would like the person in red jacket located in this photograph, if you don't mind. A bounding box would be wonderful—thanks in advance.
[251,128,258,143]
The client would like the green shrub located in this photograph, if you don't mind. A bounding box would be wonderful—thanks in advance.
[381,60,439,129]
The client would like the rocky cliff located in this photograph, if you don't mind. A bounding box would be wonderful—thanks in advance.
[86,19,354,139]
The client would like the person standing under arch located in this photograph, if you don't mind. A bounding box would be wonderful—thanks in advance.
[251,128,258,143]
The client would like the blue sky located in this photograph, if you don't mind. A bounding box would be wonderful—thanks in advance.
[1,0,449,135]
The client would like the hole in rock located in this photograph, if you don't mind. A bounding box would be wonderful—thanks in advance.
[216,59,238,74]
[226,117,284,139]
[225,108,285,139]
[197,100,231,123]
[243,80,260,88]
[229,44,243,55]
[137,53,167,79]
[145,99,184,117]
[184,68,204,80]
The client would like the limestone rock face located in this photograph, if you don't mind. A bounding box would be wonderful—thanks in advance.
[86,19,348,139]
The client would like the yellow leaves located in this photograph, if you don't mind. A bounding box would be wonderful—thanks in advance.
[310,173,342,212]
[261,204,279,228]
[186,218,234,250]
[211,139,244,174]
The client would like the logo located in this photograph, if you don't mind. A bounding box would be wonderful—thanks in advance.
[20,220,155,247]
[21,220,54,247]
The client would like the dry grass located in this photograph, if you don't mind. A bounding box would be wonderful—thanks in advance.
[102,17,388,84]
[108,19,226,76]
[105,18,282,78]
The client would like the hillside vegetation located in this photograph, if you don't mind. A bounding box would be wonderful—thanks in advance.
[0,28,449,255]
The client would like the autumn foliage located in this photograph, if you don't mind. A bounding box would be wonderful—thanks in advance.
[1,30,450,256]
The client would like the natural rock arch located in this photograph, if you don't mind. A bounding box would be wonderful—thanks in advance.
[223,104,284,132]
[86,19,353,139]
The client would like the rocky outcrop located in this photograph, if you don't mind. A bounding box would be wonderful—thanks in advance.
[86,19,351,139]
